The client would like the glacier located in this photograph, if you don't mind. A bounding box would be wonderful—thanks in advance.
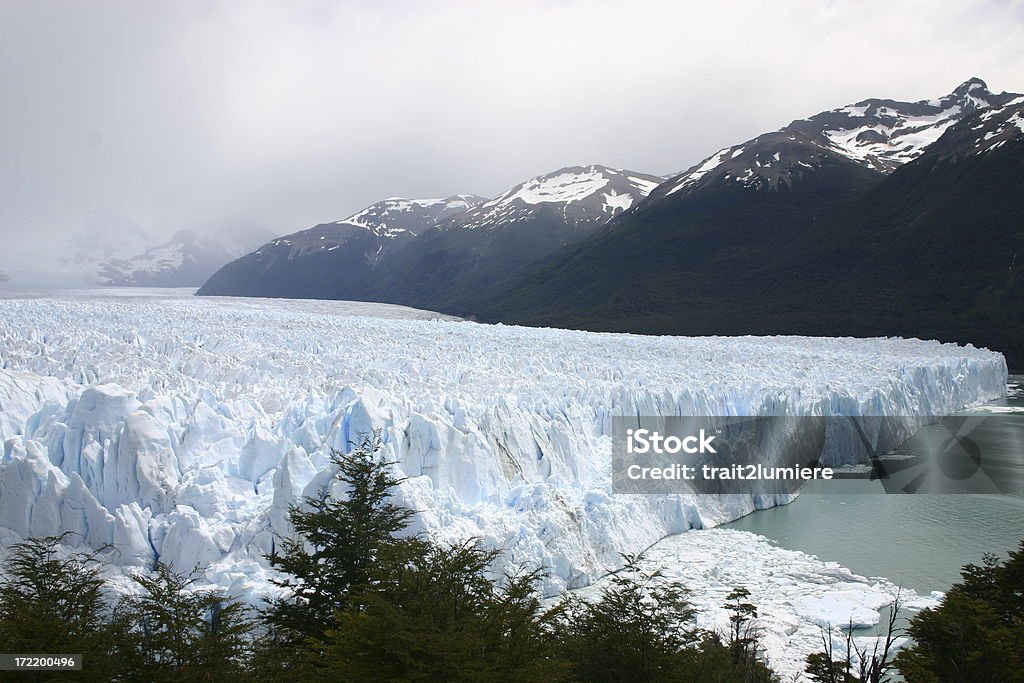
[0,291,1007,610]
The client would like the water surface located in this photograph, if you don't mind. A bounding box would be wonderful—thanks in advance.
[723,377,1024,594]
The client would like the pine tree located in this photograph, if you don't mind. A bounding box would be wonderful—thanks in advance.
[323,540,566,681]
[894,542,1024,682]
[115,562,254,682]
[725,586,760,670]
[263,434,420,644]
[0,534,120,681]
[554,553,699,682]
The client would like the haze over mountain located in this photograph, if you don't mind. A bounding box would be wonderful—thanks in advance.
[98,228,276,287]
[4,1,1023,276]
[196,79,1024,367]
[0,219,272,288]
[198,195,484,299]
[199,166,663,306]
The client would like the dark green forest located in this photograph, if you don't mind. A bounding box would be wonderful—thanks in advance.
[467,138,1024,370]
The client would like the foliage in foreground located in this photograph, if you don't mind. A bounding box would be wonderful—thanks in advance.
[0,436,781,681]
[894,543,1024,682]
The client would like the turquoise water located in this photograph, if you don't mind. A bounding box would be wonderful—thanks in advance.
[722,377,1024,595]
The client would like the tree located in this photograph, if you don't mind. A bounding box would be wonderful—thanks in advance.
[554,553,700,682]
[323,540,567,681]
[894,543,1024,682]
[263,434,422,647]
[0,534,120,681]
[724,587,759,664]
[805,592,903,683]
[716,586,778,683]
[115,562,254,683]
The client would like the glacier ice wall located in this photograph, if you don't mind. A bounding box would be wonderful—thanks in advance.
[0,294,1008,597]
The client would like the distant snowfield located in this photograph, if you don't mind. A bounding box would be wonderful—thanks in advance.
[0,290,1007,670]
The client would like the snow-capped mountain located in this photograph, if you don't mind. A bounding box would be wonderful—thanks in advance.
[99,228,275,287]
[660,77,1019,197]
[925,93,1024,161]
[359,165,664,311]
[468,79,1024,368]
[1,216,271,288]
[199,167,663,308]
[448,165,662,231]
[339,194,482,239]
[198,195,485,299]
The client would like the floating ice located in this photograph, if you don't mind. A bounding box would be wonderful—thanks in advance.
[575,529,929,680]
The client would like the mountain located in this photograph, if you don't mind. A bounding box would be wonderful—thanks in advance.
[198,166,662,307]
[98,228,274,287]
[57,216,154,280]
[197,195,484,299]
[362,165,664,310]
[0,215,270,288]
[466,80,1024,368]
[659,76,1014,198]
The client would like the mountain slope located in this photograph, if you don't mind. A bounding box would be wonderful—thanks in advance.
[468,89,1024,367]
[660,76,1014,199]
[99,228,274,287]
[364,165,663,310]
[197,195,483,299]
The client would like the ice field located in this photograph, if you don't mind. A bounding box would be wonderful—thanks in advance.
[0,289,1008,668]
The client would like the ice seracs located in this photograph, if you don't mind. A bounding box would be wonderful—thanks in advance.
[0,291,1006,603]
[0,291,1008,674]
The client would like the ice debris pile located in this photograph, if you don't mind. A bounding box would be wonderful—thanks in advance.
[0,292,1007,599]
[575,529,943,681]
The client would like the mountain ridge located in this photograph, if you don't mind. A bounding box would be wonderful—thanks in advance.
[467,86,1024,367]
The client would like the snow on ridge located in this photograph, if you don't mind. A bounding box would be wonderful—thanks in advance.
[821,107,962,169]
[0,293,1007,603]
[457,166,662,230]
[667,148,732,195]
[664,80,1016,193]
[331,195,484,238]
[493,168,611,207]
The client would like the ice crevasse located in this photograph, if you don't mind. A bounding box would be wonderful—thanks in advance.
[0,296,1008,598]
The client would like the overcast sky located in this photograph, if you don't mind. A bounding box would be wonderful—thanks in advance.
[2,0,1023,254]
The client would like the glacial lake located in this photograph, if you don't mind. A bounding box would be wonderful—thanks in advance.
[723,376,1024,595]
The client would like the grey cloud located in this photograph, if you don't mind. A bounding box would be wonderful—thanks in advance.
[1,0,1022,259]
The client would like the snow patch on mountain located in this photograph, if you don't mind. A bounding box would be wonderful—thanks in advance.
[663,77,1020,196]
[336,194,486,239]
[508,169,611,205]
[455,165,664,230]
[667,148,732,195]
[0,291,1005,606]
